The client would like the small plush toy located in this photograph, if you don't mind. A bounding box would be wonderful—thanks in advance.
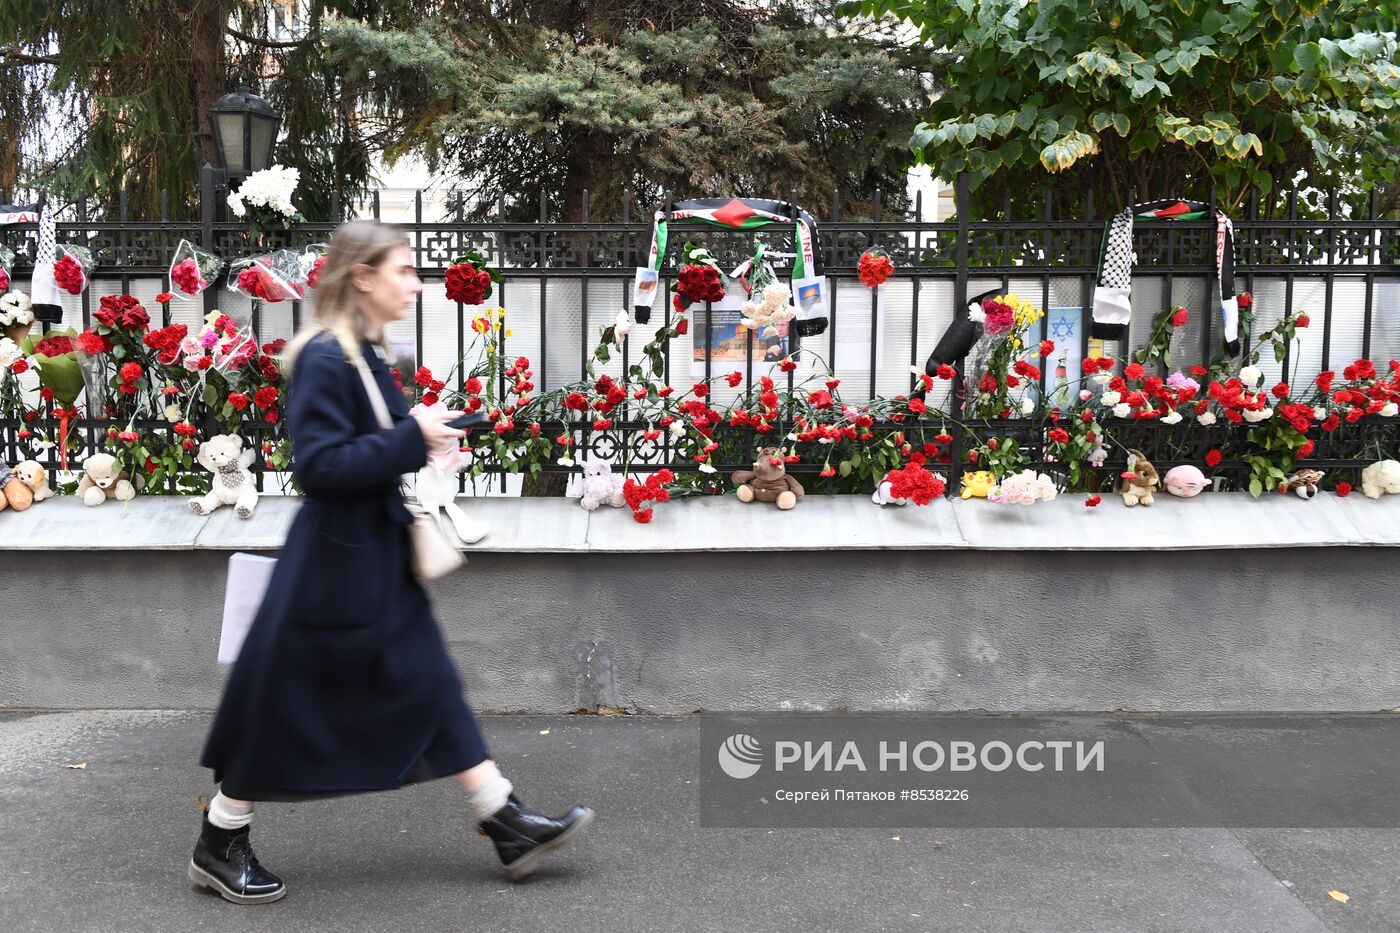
[959,470,996,499]
[12,459,54,504]
[0,461,35,511]
[1280,468,1325,500]
[732,447,805,510]
[189,434,258,518]
[1361,459,1400,500]
[570,455,626,510]
[1163,464,1208,497]
[410,401,488,543]
[871,477,908,506]
[77,453,138,506]
[1117,448,1160,506]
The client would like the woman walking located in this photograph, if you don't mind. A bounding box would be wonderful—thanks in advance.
[192,220,592,904]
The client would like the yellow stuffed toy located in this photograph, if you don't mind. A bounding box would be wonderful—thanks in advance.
[960,471,996,499]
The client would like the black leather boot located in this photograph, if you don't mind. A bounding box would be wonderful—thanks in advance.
[188,812,287,904]
[477,792,594,881]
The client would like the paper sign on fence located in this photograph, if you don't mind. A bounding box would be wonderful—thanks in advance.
[219,552,278,664]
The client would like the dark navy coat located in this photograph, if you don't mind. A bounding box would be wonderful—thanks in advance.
[202,333,487,797]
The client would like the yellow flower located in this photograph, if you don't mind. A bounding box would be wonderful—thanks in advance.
[493,321,502,331]
[505,329,512,337]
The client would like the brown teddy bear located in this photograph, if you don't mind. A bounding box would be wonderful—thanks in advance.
[732,447,805,510]
[77,453,140,507]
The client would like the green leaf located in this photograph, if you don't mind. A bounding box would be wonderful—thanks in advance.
[203,383,219,408]
[839,460,852,477]
[1245,80,1270,105]
[1111,113,1130,136]
[1294,42,1321,72]
[1249,477,1263,497]
[1091,111,1113,131]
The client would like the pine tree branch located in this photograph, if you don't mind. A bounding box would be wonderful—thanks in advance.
[225,28,308,50]
[0,48,62,65]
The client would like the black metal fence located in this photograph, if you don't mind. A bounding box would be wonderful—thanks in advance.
[3,170,1398,493]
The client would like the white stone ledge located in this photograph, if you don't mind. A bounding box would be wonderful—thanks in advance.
[4,491,1400,552]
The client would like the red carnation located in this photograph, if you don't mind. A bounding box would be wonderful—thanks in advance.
[1039,340,1054,357]
[1336,482,1352,497]
[886,462,945,505]
[253,386,279,410]
[228,393,249,410]
[77,330,112,355]
[1048,428,1070,445]
[1205,449,1222,468]
[1124,362,1145,381]
[1085,495,1102,507]
[171,259,205,295]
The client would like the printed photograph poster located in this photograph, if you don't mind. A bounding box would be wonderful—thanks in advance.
[692,291,788,379]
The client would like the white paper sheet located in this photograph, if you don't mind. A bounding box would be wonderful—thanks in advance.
[218,552,278,664]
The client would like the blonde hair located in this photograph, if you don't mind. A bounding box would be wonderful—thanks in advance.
[282,219,411,372]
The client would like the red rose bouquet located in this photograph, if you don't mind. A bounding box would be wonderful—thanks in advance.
[858,247,894,288]
[445,250,499,306]
[53,244,96,295]
[228,249,307,303]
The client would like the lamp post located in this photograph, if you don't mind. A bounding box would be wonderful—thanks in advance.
[209,86,281,183]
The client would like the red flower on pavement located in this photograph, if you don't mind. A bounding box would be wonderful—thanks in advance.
[1336,482,1352,497]
[1085,495,1101,507]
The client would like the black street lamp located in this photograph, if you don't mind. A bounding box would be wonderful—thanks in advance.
[209,86,281,181]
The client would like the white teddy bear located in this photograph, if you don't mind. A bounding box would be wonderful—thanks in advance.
[1361,459,1400,500]
[567,455,626,510]
[871,477,908,506]
[190,434,259,519]
[409,400,488,544]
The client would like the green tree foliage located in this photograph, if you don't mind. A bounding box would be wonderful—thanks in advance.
[850,0,1400,217]
[322,1,933,219]
[0,1,424,216]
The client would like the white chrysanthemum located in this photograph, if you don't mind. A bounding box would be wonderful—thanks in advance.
[0,290,32,326]
[1197,411,1217,426]
[1239,365,1262,387]
[1020,397,1035,415]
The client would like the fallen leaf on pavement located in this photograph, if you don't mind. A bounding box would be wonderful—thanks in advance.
[1329,890,1350,904]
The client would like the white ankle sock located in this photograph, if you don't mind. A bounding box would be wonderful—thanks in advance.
[208,791,255,830]
[466,760,513,821]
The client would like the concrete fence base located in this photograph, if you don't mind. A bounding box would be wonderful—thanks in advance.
[4,496,1398,712]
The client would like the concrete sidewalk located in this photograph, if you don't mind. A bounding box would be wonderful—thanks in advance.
[1,710,1396,933]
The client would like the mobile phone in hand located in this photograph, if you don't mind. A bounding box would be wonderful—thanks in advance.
[445,410,490,431]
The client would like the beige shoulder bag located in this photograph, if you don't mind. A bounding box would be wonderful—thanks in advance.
[352,353,466,582]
